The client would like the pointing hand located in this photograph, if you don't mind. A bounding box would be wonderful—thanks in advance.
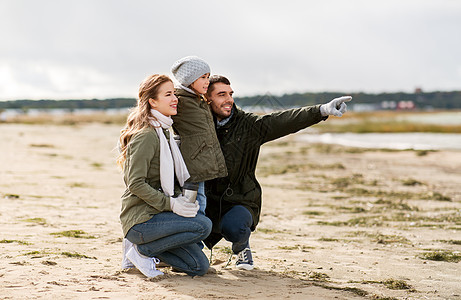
[320,96,352,117]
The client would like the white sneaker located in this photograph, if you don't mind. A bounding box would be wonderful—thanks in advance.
[121,238,135,269]
[126,245,164,278]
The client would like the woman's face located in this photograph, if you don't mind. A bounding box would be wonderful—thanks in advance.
[149,81,178,117]
[190,73,210,95]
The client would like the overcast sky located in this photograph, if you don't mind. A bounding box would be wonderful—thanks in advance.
[1,0,460,100]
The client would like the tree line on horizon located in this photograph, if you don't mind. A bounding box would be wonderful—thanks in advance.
[1,90,460,110]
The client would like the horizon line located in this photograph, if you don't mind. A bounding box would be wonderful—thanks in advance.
[1,88,461,102]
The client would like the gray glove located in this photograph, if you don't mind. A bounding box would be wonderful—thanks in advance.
[170,196,199,217]
[320,96,352,117]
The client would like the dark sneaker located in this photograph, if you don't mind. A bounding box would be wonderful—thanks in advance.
[236,247,254,270]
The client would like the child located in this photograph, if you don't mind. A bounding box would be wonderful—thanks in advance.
[171,56,227,215]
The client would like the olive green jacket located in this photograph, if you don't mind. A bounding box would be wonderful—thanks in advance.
[120,127,181,236]
[172,89,227,182]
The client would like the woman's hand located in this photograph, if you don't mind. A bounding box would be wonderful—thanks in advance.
[170,196,199,217]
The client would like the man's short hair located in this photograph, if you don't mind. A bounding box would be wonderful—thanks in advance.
[207,75,231,95]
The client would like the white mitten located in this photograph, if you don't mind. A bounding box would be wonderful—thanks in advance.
[320,96,352,117]
[170,196,199,217]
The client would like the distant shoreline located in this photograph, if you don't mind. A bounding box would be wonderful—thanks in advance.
[2,109,461,134]
[1,89,461,110]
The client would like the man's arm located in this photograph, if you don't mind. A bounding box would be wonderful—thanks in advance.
[252,96,352,144]
[251,104,326,144]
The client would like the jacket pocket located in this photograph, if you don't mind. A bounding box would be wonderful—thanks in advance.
[190,141,207,160]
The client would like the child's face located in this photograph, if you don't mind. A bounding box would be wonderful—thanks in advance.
[190,73,210,95]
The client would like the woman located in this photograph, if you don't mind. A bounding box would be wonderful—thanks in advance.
[117,74,212,278]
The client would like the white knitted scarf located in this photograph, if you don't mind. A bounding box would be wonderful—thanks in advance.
[149,109,189,196]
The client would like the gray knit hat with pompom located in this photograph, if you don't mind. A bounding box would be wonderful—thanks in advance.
[171,56,211,87]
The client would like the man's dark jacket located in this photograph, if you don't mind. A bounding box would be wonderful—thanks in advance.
[204,104,327,249]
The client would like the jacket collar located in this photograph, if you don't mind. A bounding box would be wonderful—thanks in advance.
[175,88,195,97]
[175,88,205,102]
[216,108,234,128]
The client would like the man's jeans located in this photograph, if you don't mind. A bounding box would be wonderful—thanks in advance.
[220,205,253,254]
[126,212,212,276]
[197,181,206,215]
[183,181,206,215]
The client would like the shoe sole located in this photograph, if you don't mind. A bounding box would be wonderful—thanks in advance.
[121,262,135,269]
[236,263,254,271]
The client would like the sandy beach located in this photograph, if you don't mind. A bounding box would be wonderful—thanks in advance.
[1,123,460,300]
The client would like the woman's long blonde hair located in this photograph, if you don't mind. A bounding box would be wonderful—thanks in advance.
[117,74,172,169]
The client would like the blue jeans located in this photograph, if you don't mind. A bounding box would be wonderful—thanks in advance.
[220,205,253,254]
[126,212,212,276]
[197,181,206,215]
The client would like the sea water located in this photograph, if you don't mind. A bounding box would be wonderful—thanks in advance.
[297,111,461,150]
[298,132,461,150]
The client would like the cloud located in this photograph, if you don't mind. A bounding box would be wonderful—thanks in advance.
[0,60,133,99]
[1,0,460,100]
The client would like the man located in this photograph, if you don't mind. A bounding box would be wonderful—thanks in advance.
[204,75,351,270]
